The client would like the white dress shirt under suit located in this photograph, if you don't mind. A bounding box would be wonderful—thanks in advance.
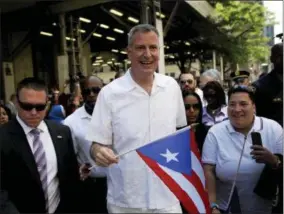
[16,116,60,213]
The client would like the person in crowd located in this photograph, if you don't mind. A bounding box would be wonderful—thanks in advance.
[0,104,12,125]
[87,24,187,213]
[202,85,283,214]
[59,79,82,116]
[0,77,82,213]
[253,43,283,127]
[46,88,66,123]
[178,71,204,106]
[182,90,210,153]
[202,81,227,126]
[64,75,107,213]
[199,69,221,89]
[230,70,250,87]
[5,94,17,117]
[252,43,283,213]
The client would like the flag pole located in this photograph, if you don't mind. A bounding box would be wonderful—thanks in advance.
[88,126,191,170]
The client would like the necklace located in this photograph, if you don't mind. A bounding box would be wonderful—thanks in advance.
[208,106,221,115]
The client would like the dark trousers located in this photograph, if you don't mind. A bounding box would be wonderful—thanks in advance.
[79,177,108,213]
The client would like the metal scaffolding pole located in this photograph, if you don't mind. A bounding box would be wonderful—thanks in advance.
[69,15,76,93]
[212,50,216,69]
[59,13,67,55]
[141,0,151,24]
[0,9,4,102]
[220,56,224,84]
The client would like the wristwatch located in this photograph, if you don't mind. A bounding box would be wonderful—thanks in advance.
[210,202,219,210]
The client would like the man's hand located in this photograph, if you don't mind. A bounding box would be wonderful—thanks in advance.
[250,145,278,166]
[79,163,91,181]
[212,208,221,214]
[91,144,119,167]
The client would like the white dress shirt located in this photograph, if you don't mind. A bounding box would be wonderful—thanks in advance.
[63,106,106,177]
[195,88,206,106]
[86,70,187,209]
[16,116,60,213]
[202,116,283,213]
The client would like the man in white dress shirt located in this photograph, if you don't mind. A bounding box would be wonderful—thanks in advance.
[64,75,107,213]
[86,24,187,213]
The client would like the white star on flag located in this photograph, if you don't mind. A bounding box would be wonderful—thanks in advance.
[160,149,179,163]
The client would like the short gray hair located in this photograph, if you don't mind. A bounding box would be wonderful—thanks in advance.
[201,69,221,83]
[128,24,159,46]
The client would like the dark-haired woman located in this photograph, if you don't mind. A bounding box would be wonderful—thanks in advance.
[182,91,210,153]
[0,104,12,125]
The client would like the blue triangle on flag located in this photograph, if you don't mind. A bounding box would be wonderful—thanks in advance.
[137,128,192,176]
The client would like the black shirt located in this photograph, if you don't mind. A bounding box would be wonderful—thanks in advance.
[253,70,283,126]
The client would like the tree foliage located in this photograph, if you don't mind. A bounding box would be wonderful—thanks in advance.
[211,1,276,65]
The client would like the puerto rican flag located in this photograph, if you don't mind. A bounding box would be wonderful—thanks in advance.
[137,126,210,214]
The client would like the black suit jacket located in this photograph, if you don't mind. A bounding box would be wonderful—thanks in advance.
[0,119,81,213]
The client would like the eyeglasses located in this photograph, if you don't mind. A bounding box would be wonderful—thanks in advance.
[185,103,200,110]
[82,87,101,95]
[180,79,193,85]
[18,100,47,111]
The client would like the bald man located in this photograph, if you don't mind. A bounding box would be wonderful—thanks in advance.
[64,76,107,213]
[252,43,283,214]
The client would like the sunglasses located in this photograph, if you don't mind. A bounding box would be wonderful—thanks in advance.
[185,103,200,110]
[180,79,193,85]
[18,100,47,111]
[82,87,101,95]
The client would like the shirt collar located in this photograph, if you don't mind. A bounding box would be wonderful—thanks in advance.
[122,69,167,92]
[78,106,92,119]
[203,105,227,117]
[226,116,263,134]
[16,115,47,135]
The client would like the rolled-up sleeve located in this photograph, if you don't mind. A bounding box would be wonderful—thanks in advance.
[175,83,187,128]
[273,122,283,155]
[202,131,218,165]
[86,88,112,145]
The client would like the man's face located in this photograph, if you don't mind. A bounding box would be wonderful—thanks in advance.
[232,77,250,87]
[127,31,159,75]
[228,92,255,130]
[199,75,214,89]
[179,74,196,91]
[84,77,103,104]
[271,44,283,73]
[16,88,48,128]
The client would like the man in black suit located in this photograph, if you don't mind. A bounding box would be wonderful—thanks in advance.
[0,77,81,213]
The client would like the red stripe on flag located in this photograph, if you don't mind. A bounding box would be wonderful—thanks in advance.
[189,130,210,214]
[137,151,200,214]
[183,171,211,214]
[190,130,201,162]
